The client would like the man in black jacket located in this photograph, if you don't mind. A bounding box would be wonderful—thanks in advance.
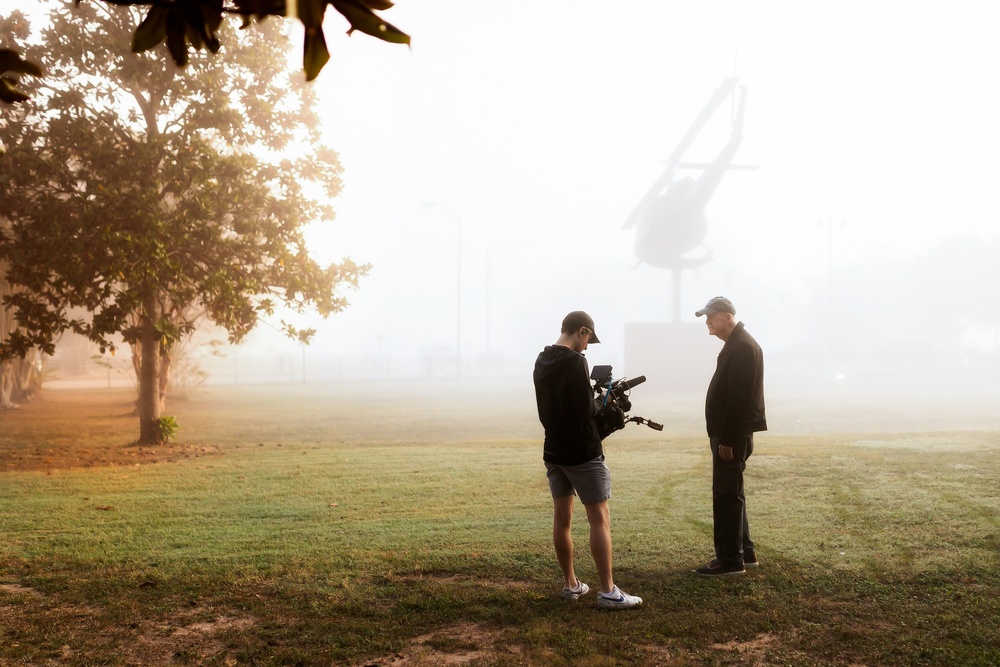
[694,296,767,577]
[533,311,643,609]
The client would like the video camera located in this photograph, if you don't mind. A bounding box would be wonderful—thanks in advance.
[590,364,663,439]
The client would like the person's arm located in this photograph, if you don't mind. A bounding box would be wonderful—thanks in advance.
[717,341,757,461]
[724,343,757,435]
[570,356,598,423]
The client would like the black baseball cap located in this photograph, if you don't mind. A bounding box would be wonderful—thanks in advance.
[562,311,601,343]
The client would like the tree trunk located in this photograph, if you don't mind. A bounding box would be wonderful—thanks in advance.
[0,361,13,409]
[130,336,171,415]
[17,353,42,402]
[136,292,162,444]
[158,347,171,412]
[1,265,45,409]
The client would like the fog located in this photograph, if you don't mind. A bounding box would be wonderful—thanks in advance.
[27,2,1000,409]
[229,1,996,402]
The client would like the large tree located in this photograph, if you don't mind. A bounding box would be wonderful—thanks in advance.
[0,2,368,442]
[0,12,45,408]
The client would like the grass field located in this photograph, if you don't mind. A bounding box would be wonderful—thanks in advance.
[0,378,998,666]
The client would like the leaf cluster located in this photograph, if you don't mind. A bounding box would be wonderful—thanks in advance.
[0,13,43,105]
[85,0,410,80]
[0,49,43,105]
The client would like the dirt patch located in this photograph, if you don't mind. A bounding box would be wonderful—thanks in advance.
[0,389,225,473]
[123,615,255,666]
[711,632,778,658]
[350,622,516,666]
[0,583,45,598]
[709,631,852,667]
[353,628,866,667]
[0,582,252,667]
[0,440,223,474]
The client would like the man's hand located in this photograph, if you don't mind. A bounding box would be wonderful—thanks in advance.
[719,444,735,462]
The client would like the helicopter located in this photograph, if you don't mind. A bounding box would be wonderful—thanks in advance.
[622,77,754,320]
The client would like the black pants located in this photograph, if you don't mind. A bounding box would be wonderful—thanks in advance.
[710,434,755,566]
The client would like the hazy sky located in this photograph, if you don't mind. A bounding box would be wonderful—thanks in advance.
[8,1,1000,372]
[288,0,999,366]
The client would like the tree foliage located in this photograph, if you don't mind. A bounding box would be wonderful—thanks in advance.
[0,0,408,106]
[0,3,368,441]
[88,0,410,80]
[0,12,42,107]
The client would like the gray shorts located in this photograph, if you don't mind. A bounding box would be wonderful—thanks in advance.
[545,455,611,505]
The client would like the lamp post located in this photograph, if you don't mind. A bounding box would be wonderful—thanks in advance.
[423,201,462,378]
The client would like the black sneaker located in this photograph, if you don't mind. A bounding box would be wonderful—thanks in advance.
[707,555,759,569]
[693,560,746,577]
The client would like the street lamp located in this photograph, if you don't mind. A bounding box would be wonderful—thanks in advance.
[422,201,462,378]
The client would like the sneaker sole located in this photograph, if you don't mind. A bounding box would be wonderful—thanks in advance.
[597,601,643,609]
[745,562,760,569]
[562,584,590,601]
[693,569,746,577]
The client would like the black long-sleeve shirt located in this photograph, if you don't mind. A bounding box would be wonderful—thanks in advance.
[533,345,604,465]
[705,322,767,441]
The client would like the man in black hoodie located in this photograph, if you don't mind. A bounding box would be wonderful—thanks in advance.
[693,296,767,577]
[533,311,643,609]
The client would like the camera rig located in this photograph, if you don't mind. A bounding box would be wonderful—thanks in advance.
[590,365,664,439]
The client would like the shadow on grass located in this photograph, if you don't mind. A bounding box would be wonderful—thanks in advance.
[3,553,998,666]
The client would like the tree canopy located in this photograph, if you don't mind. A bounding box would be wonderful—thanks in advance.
[0,4,368,441]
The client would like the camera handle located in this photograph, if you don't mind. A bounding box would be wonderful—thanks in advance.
[627,415,664,432]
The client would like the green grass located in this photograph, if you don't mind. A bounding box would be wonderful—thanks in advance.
[0,380,998,665]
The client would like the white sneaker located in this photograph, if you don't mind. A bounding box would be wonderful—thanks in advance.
[597,585,643,609]
[562,578,590,601]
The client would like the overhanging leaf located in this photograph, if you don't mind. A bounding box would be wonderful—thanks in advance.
[0,49,44,77]
[302,28,330,81]
[200,0,225,34]
[182,1,220,52]
[330,0,410,45]
[165,11,189,66]
[231,0,285,18]
[0,77,30,104]
[131,6,169,52]
[296,0,327,28]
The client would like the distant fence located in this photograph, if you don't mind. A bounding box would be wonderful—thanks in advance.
[42,350,1000,397]
[42,352,527,389]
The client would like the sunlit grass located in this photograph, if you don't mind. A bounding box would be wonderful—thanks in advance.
[0,383,998,665]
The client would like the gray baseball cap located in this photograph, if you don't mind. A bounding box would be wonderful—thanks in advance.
[695,296,736,317]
